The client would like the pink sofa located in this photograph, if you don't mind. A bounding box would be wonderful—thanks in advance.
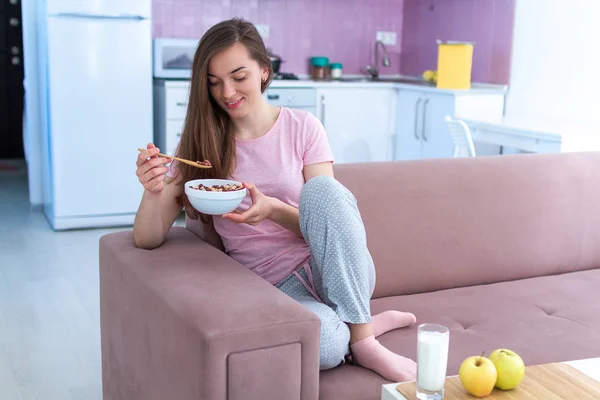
[100,151,600,400]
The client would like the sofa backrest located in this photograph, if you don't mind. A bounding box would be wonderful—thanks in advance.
[333,152,600,299]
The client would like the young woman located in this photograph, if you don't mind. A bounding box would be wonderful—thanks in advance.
[133,18,417,382]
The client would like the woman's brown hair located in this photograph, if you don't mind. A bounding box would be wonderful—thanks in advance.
[172,18,273,221]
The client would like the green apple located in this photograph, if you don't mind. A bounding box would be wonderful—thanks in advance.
[489,348,525,390]
[458,353,497,398]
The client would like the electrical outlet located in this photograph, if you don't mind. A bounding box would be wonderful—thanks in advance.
[255,24,270,39]
[376,31,397,46]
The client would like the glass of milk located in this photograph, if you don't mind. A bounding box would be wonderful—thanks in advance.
[416,324,450,400]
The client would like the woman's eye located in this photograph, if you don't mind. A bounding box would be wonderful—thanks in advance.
[208,80,220,86]
[234,76,247,82]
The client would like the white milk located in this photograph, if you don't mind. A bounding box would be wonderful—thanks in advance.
[417,331,450,392]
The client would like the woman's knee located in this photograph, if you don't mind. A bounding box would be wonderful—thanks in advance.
[303,175,338,193]
[299,175,356,222]
[301,176,348,204]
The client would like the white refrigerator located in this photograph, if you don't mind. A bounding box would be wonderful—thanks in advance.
[36,0,153,230]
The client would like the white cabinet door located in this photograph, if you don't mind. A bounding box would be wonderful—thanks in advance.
[395,90,424,160]
[395,90,457,160]
[317,88,396,164]
[421,93,456,159]
[166,119,185,156]
[165,87,190,119]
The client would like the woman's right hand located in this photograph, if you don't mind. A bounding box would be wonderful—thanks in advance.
[136,143,171,193]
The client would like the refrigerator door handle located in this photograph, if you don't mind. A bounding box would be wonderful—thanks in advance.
[49,12,147,21]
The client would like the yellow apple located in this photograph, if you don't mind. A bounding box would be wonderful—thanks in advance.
[423,70,435,82]
[489,349,525,390]
[458,353,497,398]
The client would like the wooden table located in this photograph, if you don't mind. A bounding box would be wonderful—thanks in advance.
[381,358,600,400]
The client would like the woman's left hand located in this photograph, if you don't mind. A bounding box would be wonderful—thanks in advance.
[221,182,274,225]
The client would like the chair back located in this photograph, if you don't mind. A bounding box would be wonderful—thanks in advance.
[445,115,476,157]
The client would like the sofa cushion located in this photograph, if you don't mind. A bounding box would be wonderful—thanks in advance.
[333,152,600,299]
[319,268,600,400]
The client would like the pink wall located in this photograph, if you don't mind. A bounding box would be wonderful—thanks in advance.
[152,0,405,75]
[152,0,404,74]
[152,0,515,83]
[401,0,515,84]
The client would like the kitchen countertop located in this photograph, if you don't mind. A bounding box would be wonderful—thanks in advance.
[268,75,508,95]
[155,75,507,95]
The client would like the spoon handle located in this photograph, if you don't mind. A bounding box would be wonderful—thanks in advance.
[137,148,212,169]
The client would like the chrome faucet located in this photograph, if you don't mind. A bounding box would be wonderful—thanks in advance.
[365,40,391,80]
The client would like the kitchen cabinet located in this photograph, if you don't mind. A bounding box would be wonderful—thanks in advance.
[153,80,188,157]
[395,90,455,160]
[395,91,426,160]
[153,80,505,163]
[316,87,397,164]
[395,88,505,160]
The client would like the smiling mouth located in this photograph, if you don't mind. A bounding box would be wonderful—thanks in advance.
[224,98,244,109]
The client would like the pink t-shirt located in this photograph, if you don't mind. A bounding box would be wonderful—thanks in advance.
[174,107,334,285]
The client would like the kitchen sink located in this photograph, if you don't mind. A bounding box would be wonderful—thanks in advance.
[374,77,436,86]
[336,77,372,82]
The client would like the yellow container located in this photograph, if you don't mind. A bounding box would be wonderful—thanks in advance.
[436,40,474,90]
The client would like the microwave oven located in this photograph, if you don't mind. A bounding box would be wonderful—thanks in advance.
[153,38,199,79]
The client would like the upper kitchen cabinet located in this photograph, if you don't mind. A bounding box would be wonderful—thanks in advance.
[316,87,397,164]
[395,88,506,160]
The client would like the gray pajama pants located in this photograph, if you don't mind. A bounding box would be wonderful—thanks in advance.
[275,175,376,370]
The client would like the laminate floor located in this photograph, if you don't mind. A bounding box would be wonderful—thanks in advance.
[0,164,183,400]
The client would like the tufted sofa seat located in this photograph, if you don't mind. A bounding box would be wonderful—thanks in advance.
[319,269,600,399]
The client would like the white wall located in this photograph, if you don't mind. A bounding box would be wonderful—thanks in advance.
[505,0,600,124]
[21,0,43,206]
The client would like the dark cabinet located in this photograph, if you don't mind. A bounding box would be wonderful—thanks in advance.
[1,0,25,159]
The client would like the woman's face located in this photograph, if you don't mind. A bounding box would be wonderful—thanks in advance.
[207,42,268,119]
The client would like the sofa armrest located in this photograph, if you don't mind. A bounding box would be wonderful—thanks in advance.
[100,227,320,400]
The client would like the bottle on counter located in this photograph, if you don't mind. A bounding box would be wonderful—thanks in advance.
[330,63,343,79]
[311,57,330,80]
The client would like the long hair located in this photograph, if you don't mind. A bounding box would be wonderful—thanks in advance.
[174,18,273,221]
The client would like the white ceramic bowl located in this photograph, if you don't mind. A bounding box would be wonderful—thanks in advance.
[184,179,247,215]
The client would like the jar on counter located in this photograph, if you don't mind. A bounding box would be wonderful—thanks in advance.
[330,63,343,79]
[311,57,329,80]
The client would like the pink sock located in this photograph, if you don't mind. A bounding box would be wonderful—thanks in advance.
[350,334,417,382]
[371,311,417,337]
